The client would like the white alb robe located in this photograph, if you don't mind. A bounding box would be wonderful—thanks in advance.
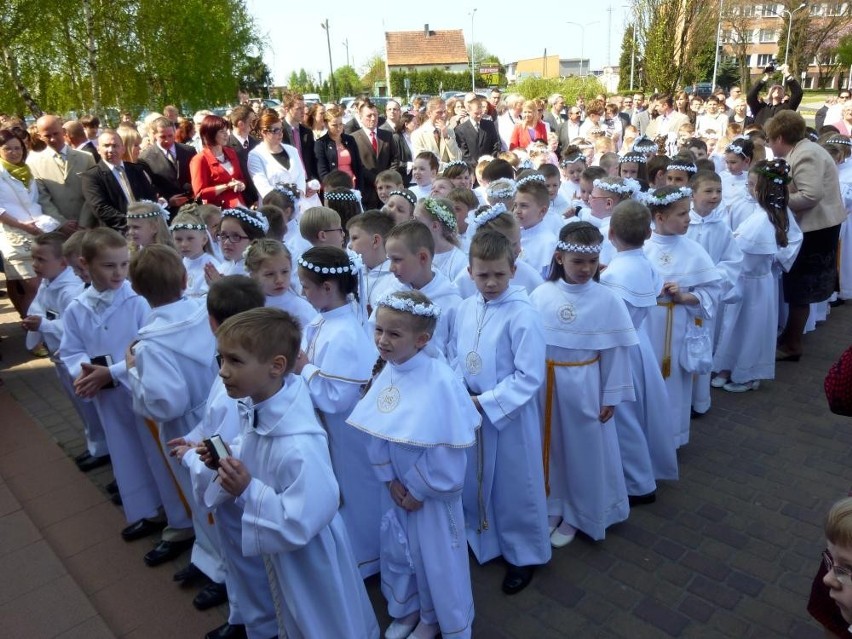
[519,222,558,278]
[183,252,220,298]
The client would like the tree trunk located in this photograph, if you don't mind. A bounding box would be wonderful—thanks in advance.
[82,0,101,115]
[1,44,43,117]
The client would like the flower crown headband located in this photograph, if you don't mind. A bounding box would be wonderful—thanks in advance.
[422,198,458,232]
[169,222,206,232]
[632,136,657,151]
[517,158,534,170]
[826,136,852,147]
[325,189,361,203]
[223,207,270,233]
[619,153,647,164]
[486,179,517,199]
[725,142,748,157]
[127,200,169,222]
[755,162,791,185]
[666,163,697,174]
[471,203,508,230]
[273,182,299,202]
[593,178,641,196]
[388,190,417,207]
[377,294,441,318]
[442,160,469,172]
[296,255,358,275]
[640,187,692,206]
[560,155,587,167]
[556,240,602,254]
[516,174,546,188]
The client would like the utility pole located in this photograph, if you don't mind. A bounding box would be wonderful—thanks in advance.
[321,20,336,101]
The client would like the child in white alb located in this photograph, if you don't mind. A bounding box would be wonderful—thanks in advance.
[720,139,753,209]
[293,246,382,578]
[455,230,551,594]
[244,238,316,328]
[346,211,397,313]
[169,210,220,298]
[348,291,480,639]
[414,197,468,281]
[514,175,558,277]
[530,222,637,544]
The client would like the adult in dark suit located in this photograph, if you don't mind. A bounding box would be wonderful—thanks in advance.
[80,130,157,230]
[137,117,196,214]
[351,101,398,209]
[393,112,419,185]
[64,120,101,164]
[454,96,502,164]
[314,106,364,189]
[281,92,318,180]
[225,105,259,207]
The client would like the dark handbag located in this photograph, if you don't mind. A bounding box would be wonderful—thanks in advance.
[825,345,852,416]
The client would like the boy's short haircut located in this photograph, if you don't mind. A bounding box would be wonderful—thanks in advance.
[580,166,607,183]
[33,231,66,259]
[376,169,404,187]
[415,151,440,173]
[299,206,342,243]
[321,169,354,190]
[129,244,185,307]
[825,497,852,548]
[515,179,549,207]
[195,204,222,225]
[481,159,515,183]
[469,229,515,266]
[347,210,396,238]
[217,307,301,372]
[207,276,265,325]
[610,200,652,248]
[62,230,87,261]
[599,152,620,174]
[646,155,671,182]
[538,163,560,180]
[386,219,435,257]
[81,227,127,262]
[685,137,708,153]
[695,159,716,172]
[446,187,479,209]
[690,170,721,190]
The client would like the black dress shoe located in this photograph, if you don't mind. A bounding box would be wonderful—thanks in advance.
[205,622,247,639]
[143,538,194,567]
[193,581,228,610]
[628,491,657,507]
[121,518,166,542]
[105,480,119,495]
[173,562,206,586]
[77,453,111,472]
[74,451,92,464]
[502,563,535,595]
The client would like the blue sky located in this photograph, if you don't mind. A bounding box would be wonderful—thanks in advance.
[245,1,631,85]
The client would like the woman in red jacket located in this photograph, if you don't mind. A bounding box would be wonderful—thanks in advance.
[510,99,548,151]
[190,114,247,207]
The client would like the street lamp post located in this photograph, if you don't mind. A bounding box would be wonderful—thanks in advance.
[321,20,336,101]
[711,0,724,90]
[780,2,808,66]
[342,38,350,68]
[470,8,477,91]
[566,21,599,76]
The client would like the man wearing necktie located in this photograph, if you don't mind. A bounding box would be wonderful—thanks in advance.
[282,93,318,179]
[412,98,462,163]
[80,130,156,230]
[138,117,197,215]
[454,95,501,165]
[28,114,95,230]
[352,101,399,209]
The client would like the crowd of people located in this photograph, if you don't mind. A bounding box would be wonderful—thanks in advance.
[0,68,851,637]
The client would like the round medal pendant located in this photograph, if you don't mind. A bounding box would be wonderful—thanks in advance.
[558,302,577,323]
[465,351,483,375]
[377,385,400,413]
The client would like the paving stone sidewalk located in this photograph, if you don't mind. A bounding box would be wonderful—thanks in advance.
[1,289,850,638]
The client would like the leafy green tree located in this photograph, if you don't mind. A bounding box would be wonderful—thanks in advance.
[361,54,387,94]
[618,24,639,92]
[333,65,364,98]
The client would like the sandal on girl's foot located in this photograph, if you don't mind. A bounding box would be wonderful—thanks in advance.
[408,620,440,639]
[710,375,729,388]
[385,613,419,639]
[723,380,760,393]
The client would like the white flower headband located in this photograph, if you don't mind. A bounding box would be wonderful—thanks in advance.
[486,179,516,199]
[377,294,441,318]
[471,203,508,230]
[725,143,748,157]
[666,163,697,174]
[442,160,468,172]
[560,155,587,167]
[516,174,546,188]
[169,222,206,232]
[325,189,361,203]
[517,159,534,170]
[273,182,300,201]
[593,178,640,196]
[640,187,693,206]
[388,190,416,207]
[632,136,657,152]
[619,153,647,164]
[556,241,602,254]
[422,198,458,232]
[223,207,270,233]
[827,136,852,147]
[128,200,169,221]
[297,255,357,275]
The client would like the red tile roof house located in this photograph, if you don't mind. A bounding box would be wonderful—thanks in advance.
[385,24,470,73]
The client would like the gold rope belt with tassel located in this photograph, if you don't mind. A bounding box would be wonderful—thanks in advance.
[543,355,601,496]
[657,301,675,379]
[143,418,195,520]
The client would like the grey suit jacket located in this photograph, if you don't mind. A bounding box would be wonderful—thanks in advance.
[786,138,845,233]
[28,147,96,223]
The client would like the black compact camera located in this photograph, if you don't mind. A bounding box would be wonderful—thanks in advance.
[764,59,779,74]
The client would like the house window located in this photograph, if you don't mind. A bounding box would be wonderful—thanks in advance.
[826,3,845,15]
[759,29,778,43]
[761,3,780,17]
[757,53,774,67]
[809,3,824,16]
[741,4,757,17]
